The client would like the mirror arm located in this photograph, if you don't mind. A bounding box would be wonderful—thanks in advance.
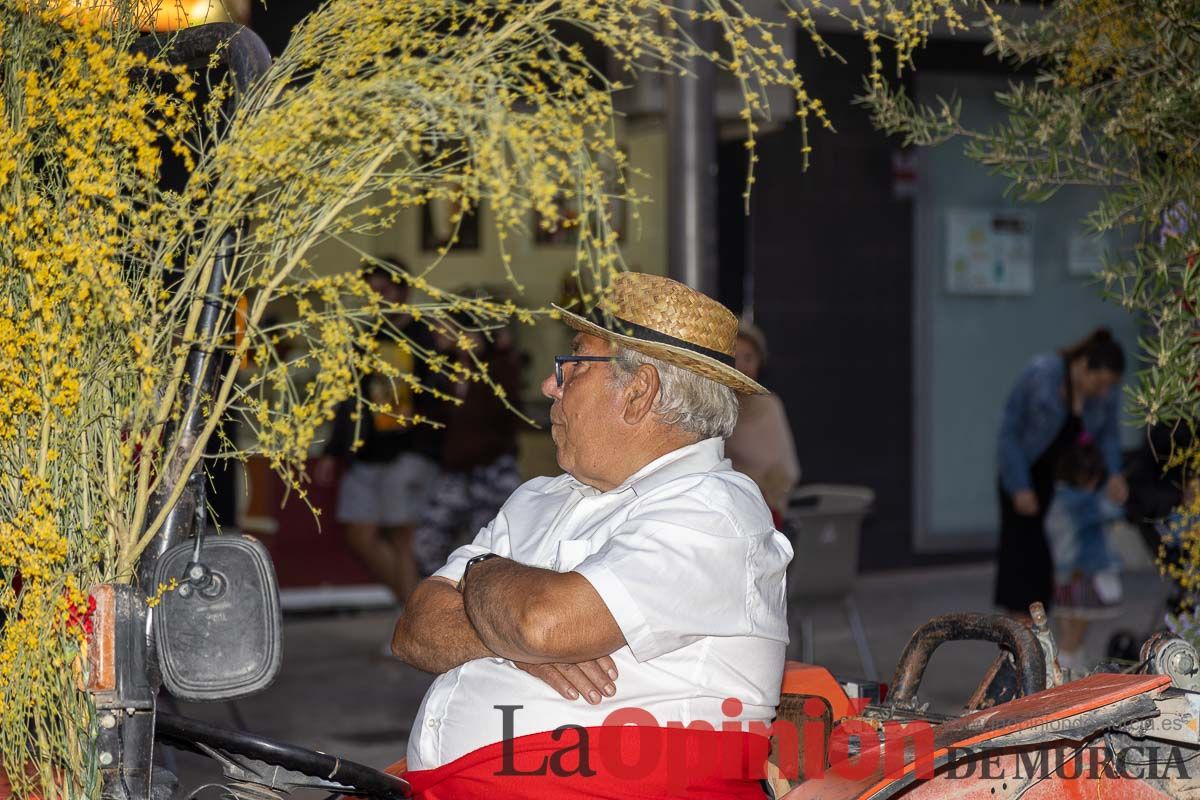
[133,24,272,594]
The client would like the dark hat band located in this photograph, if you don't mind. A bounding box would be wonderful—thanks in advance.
[588,311,736,367]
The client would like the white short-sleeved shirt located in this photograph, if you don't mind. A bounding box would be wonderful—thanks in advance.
[406,437,793,771]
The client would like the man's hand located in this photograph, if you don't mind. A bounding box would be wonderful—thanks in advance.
[515,657,619,705]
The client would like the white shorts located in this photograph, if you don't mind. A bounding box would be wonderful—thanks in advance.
[336,453,437,527]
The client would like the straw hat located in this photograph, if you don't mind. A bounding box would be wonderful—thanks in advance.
[553,272,767,395]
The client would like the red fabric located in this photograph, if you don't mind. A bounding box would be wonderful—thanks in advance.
[770,507,783,530]
[405,726,770,799]
[256,458,374,588]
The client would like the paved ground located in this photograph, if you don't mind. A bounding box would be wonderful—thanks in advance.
[161,561,1174,795]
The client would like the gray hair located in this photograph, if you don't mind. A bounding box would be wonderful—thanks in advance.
[610,346,739,439]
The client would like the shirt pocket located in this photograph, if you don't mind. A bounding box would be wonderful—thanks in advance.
[554,539,594,572]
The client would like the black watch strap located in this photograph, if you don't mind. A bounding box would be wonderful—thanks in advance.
[458,553,499,591]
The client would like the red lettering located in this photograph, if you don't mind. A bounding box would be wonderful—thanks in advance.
[720,698,745,779]
[749,719,800,781]
[664,720,717,791]
[882,721,935,780]
[829,719,881,781]
[598,707,662,782]
[801,698,830,779]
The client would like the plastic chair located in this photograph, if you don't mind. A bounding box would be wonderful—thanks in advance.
[782,484,877,681]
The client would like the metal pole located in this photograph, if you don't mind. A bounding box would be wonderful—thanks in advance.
[131,25,272,595]
[667,0,718,295]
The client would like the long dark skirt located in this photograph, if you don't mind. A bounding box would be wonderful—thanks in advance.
[994,482,1054,614]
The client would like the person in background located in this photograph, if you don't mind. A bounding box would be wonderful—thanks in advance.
[1044,434,1125,671]
[726,320,799,525]
[316,258,441,604]
[410,318,524,576]
[995,327,1127,617]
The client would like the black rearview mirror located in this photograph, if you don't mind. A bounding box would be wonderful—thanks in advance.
[153,535,282,702]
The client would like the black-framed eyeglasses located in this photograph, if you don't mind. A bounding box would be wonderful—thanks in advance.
[554,355,616,387]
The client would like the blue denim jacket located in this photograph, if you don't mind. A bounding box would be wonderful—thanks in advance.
[997,354,1123,494]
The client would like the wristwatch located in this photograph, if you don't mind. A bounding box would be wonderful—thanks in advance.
[457,553,499,592]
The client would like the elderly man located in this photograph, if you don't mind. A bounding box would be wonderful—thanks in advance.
[392,272,793,798]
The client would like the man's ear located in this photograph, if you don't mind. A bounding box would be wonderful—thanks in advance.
[621,363,660,425]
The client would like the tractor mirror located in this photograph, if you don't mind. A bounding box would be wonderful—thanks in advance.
[152,535,282,702]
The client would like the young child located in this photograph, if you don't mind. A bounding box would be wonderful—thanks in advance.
[1044,433,1125,671]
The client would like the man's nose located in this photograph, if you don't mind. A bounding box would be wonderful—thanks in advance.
[541,371,562,400]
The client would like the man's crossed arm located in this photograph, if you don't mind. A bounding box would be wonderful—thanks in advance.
[390,558,626,703]
[389,577,492,675]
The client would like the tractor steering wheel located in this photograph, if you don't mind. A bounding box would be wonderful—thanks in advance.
[157,712,411,799]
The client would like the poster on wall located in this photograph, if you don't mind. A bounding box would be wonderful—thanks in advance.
[945,208,1034,295]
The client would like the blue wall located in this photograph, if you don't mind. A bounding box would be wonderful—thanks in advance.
[913,73,1141,549]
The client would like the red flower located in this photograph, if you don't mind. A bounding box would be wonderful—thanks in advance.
[65,592,96,638]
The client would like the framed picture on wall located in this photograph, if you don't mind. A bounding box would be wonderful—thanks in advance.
[944,208,1034,295]
[421,193,480,252]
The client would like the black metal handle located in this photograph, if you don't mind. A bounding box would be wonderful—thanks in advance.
[131,23,272,102]
[886,613,1046,707]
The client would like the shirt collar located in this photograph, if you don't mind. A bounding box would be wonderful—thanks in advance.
[552,437,727,498]
[615,437,728,496]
